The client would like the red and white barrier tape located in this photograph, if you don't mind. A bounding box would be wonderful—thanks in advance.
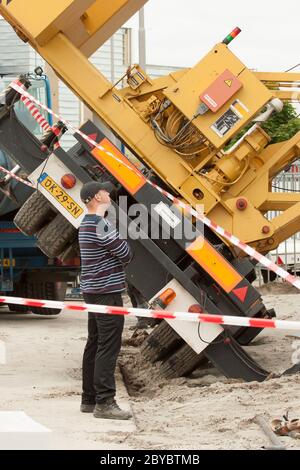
[20,96,61,150]
[9,80,300,291]
[1,294,300,331]
[0,165,35,188]
[20,95,51,133]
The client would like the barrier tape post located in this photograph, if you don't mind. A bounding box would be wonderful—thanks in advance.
[8,80,300,292]
[1,294,300,331]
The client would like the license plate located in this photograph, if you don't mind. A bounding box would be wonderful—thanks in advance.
[38,173,83,219]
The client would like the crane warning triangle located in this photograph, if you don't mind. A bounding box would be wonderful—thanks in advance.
[86,133,98,148]
[232,286,248,303]
[224,79,233,87]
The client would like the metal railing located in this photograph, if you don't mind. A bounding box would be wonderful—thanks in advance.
[256,163,300,285]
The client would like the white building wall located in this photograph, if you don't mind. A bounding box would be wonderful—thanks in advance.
[0,18,30,75]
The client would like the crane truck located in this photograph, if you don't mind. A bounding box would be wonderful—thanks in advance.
[0,0,300,382]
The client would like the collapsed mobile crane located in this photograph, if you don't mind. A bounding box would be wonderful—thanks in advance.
[0,0,300,381]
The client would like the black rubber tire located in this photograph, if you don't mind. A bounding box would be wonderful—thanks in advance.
[26,281,67,315]
[59,240,80,262]
[160,343,204,378]
[7,280,29,313]
[14,191,55,236]
[141,320,183,362]
[36,213,77,258]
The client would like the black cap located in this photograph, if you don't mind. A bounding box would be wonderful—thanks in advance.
[80,181,115,204]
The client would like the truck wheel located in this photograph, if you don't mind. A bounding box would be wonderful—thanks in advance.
[141,320,183,362]
[14,191,55,236]
[26,281,67,315]
[59,240,80,262]
[37,213,77,258]
[159,343,204,378]
[7,281,29,313]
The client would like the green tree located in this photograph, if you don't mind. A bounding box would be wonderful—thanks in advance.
[227,102,300,148]
[261,102,300,143]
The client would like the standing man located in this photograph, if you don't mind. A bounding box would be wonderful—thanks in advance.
[79,181,132,420]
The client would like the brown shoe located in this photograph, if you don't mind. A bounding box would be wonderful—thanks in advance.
[94,398,132,420]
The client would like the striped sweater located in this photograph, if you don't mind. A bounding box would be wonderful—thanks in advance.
[79,214,132,294]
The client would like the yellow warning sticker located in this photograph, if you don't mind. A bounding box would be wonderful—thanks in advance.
[224,79,232,87]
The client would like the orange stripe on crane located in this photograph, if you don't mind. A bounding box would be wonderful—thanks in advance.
[186,236,242,293]
[91,138,146,195]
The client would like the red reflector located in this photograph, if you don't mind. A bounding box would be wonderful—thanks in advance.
[61,174,76,189]
[188,304,203,313]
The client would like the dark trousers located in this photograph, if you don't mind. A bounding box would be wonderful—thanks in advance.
[82,292,124,404]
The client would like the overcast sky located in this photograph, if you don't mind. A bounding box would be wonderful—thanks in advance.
[125,0,299,72]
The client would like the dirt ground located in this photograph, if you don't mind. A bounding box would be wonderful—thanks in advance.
[0,282,300,450]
